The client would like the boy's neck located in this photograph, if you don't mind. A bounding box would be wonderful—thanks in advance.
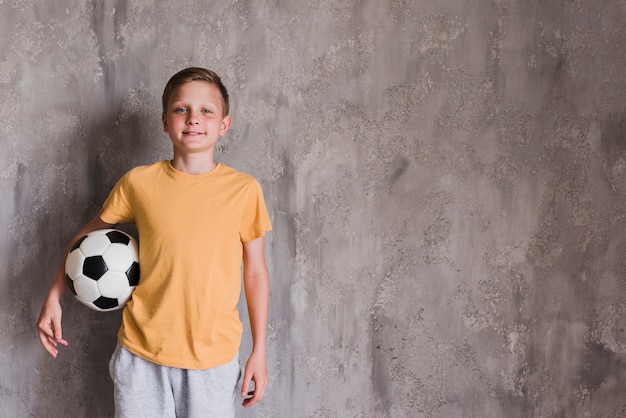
[170,154,218,175]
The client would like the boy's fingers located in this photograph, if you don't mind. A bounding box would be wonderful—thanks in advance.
[36,320,54,343]
[36,317,68,357]
[242,377,266,407]
[37,330,58,358]
[241,374,251,397]
[51,317,63,341]
[253,382,266,402]
[242,388,263,408]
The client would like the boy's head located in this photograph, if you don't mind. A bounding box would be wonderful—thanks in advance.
[162,67,229,116]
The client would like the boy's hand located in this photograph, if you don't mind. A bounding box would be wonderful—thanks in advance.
[241,351,268,408]
[35,210,112,358]
[36,299,68,358]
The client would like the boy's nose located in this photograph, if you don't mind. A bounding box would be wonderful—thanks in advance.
[187,113,199,124]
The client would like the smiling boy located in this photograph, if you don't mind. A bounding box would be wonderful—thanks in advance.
[36,67,272,417]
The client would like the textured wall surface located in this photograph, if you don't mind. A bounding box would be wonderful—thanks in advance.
[2,0,626,417]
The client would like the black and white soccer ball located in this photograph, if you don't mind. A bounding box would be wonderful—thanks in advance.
[65,229,140,312]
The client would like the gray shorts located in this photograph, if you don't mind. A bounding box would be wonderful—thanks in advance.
[109,343,241,418]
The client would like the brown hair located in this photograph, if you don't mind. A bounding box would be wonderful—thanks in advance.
[161,67,230,115]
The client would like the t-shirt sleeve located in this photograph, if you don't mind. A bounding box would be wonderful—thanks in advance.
[240,179,272,242]
[101,171,135,225]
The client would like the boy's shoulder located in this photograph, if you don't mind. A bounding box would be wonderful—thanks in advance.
[217,163,261,183]
[218,163,252,178]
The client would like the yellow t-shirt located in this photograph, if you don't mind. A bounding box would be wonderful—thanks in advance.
[101,160,272,369]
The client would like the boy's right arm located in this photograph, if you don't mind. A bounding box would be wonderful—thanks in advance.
[36,209,115,358]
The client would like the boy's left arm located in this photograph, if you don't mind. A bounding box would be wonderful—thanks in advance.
[241,236,270,408]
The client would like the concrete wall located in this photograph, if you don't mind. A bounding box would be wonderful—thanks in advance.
[2,0,625,417]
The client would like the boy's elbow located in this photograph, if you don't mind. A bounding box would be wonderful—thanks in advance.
[244,267,269,282]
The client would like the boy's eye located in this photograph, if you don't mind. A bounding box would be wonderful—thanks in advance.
[174,108,187,113]
[202,109,212,114]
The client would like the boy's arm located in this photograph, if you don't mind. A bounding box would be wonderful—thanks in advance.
[241,236,270,408]
[36,209,115,358]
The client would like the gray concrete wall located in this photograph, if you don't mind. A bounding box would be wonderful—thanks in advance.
[1,0,625,417]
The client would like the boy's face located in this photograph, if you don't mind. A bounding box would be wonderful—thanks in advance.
[162,81,232,156]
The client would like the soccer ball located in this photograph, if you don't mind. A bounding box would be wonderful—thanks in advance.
[65,229,140,312]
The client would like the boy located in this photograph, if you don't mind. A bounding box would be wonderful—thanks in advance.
[36,67,271,417]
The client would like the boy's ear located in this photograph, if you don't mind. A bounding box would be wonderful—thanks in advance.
[162,113,168,132]
[219,115,232,136]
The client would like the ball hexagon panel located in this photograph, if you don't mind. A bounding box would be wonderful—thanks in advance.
[79,233,112,256]
[97,271,132,298]
[65,250,86,279]
[102,244,138,272]
[73,275,102,303]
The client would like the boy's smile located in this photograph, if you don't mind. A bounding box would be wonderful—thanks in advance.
[162,80,231,157]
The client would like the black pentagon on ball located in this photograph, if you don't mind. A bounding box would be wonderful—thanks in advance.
[93,296,119,310]
[106,230,131,245]
[126,262,140,286]
[65,274,77,295]
[83,255,108,280]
